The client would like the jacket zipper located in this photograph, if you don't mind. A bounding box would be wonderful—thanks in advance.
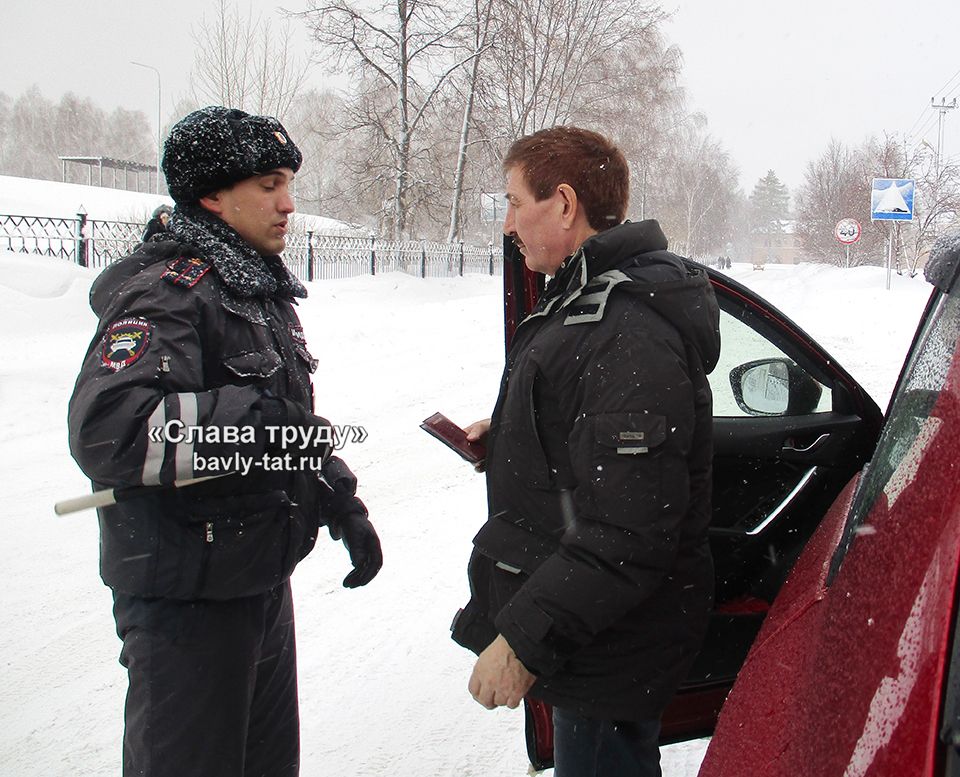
[192,521,215,598]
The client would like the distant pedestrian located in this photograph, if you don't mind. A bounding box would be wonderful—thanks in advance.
[141,203,172,241]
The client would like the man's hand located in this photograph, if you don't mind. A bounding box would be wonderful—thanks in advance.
[464,418,491,443]
[337,513,383,588]
[464,418,492,473]
[468,634,535,710]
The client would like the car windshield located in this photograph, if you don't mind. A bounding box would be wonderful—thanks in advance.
[828,286,960,583]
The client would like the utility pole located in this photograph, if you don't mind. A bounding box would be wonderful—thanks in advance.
[132,61,162,195]
[930,97,957,178]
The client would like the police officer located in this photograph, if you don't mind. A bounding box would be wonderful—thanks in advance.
[68,106,382,777]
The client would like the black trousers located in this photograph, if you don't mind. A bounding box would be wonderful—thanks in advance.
[553,706,662,777]
[113,582,300,777]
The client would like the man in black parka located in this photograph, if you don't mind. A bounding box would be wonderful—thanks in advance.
[453,126,720,777]
[68,106,382,777]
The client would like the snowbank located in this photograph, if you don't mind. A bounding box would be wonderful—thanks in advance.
[0,181,934,776]
[0,174,360,234]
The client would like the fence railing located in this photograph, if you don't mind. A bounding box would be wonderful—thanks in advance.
[0,211,143,269]
[0,213,84,263]
[284,233,502,280]
[0,212,503,280]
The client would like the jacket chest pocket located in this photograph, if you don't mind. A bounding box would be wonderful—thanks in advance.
[571,411,668,529]
[221,348,283,382]
[217,292,316,406]
[217,293,283,386]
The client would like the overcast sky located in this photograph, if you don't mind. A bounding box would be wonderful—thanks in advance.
[663,1,960,191]
[4,0,960,195]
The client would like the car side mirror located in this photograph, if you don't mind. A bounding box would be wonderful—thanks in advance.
[730,358,824,416]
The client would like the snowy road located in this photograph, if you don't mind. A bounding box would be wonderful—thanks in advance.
[0,249,930,776]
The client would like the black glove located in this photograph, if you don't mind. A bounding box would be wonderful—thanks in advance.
[258,396,332,466]
[336,512,383,588]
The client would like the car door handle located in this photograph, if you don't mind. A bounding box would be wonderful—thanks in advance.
[782,433,830,454]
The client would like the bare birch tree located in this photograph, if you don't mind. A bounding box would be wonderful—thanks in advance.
[446,0,496,241]
[434,3,686,241]
[191,0,309,120]
[484,0,667,138]
[795,139,865,265]
[906,147,960,275]
[653,123,739,258]
[301,0,474,238]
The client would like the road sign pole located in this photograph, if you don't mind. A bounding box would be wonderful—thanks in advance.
[870,179,914,291]
[886,229,893,291]
[835,219,861,268]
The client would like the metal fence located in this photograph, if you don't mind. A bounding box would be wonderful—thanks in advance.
[0,213,84,263]
[284,233,502,280]
[0,212,503,280]
[0,212,142,269]
[88,218,144,268]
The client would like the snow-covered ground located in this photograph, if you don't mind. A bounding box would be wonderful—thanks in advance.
[0,179,934,777]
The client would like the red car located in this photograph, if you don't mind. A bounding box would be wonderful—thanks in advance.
[502,237,960,774]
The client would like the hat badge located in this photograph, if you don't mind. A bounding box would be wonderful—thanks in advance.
[274,131,288,145]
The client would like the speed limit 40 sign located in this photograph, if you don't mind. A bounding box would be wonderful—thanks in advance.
[835,218,861,244]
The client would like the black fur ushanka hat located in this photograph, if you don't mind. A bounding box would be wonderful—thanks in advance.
[162,106,302,204]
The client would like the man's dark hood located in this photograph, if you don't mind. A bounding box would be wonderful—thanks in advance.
[548,219,721,374]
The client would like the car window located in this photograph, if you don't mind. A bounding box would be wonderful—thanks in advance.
[828,288,960,581]
[710,308,832,417]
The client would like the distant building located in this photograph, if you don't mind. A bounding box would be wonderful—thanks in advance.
[748,219,804,266]
[59,156,158,194]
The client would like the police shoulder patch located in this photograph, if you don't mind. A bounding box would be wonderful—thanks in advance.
[161,256,211,288]
[101,317,152,372]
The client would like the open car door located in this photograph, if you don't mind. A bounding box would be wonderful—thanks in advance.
[501,241,885,770]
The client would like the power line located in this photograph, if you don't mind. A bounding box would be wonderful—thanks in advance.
[932,65,960,100]
[905,65,960,140]
[906,112,940,151]
[905,105,932,139]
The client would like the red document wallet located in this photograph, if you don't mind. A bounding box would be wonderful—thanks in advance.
[420,412,487,464]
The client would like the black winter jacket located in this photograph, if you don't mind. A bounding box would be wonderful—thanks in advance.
[453,220,721,721]
[68,238,339,601]
[141,216,168,242]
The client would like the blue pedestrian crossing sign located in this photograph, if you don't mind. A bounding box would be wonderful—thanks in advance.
[871,178,915,221]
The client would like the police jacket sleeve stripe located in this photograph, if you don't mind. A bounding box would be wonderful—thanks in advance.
[174,392,199,480]
[68,268,276,489]
[141,392,201,486]
[141,400,167,486]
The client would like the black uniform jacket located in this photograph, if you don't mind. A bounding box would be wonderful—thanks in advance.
[453,220,722,721]
[68,240,325,601]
